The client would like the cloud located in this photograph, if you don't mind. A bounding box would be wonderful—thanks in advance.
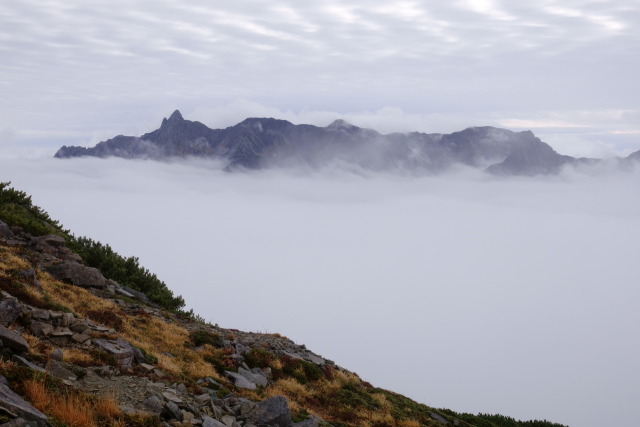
[1,156,639,427]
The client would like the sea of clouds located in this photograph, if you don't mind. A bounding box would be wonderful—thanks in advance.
[1,156,639,427]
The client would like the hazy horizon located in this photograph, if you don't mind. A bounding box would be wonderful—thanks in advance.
[1,156,639,427]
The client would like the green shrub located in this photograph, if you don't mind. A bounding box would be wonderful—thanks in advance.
[0,181,186,312]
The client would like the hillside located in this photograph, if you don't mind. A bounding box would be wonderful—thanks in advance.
[55,111,594,176]
[0,181,569,427]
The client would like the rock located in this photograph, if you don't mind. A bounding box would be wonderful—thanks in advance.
[292,416,327,427]
[164,401,183,421]
[50,327,73,337]
[11,356,45,373]
[225,371,256,390]
[15,269,36,284]
[0,326,28,353]
[119,286,150,303]
[69,322,89,333]
[29,321,53,337]
[93,338,135,371]
[244,396,292,427]
[176,383,187,394]
[430,412,449,424]
[0,221,14,240]
[31,235,65,248]
[202,416,227,427]
[162,391,182,403]
[139,363,155,373]
[45,359,77,381]
[30,310,49,321]
[183,411,195,423]
[41,260,108,289]
[59,313,74,327]
[132,347,146,364]
[0,417,29,426]
[194,394,211,405]
[0,300,22,327]
[0,376,47,425]
[144,396,164,414]
[221,415,236,426]
[305,354,325,366]
[115,288,134,298]
[72,333,91,344]
[238,367,268,387]
[49,348,63,361]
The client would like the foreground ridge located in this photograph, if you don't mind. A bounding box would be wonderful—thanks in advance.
[0,182,570,426]
[54,110,640,176]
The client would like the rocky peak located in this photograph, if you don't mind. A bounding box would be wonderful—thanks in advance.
[161,109,184,127]
[326,119,358,131]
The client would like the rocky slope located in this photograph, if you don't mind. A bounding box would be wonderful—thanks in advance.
[0,184,570,427]
[54,111,607,176]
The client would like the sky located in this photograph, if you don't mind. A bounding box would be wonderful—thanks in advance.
[1,157,639,427]
[1,0,639,158]
[2,2,640,426]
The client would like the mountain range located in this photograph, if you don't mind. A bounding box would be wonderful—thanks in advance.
[55,110,640,176]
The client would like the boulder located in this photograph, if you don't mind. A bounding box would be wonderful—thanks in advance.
[45,359,77,381]
[29,322,53,337]
[143,396,164,414]
[202,416,227,427]
[225,371,256,390]
[244,396,292,427]
[238,367,268,387]
[163,401,183,421]
[93,338,135,371]
[0,326,28,353]
[41,260,108,289]
[0,300,22,327]
[0,376,48,426]
[0,221,14,240]
[49,349,63,361]
[11,356,45,373]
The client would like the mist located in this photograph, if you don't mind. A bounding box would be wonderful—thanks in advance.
[2,156,639,427]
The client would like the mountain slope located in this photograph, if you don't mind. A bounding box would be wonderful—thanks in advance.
[55,111,584,176]
[0,182,570,426]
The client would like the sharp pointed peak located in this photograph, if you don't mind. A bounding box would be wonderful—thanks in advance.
[168,110,183,121]
[161,110,184,127]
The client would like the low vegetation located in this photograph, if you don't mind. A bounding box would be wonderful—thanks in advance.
[0,181,184,311]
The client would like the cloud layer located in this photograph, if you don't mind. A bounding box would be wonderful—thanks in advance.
[1,157,639,427]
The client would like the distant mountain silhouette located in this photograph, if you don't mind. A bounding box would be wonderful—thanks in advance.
[55,110,626,176]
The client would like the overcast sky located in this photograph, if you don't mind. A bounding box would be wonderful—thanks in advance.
[1,0,639,157]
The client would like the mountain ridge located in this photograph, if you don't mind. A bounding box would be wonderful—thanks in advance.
[54,110,638,176]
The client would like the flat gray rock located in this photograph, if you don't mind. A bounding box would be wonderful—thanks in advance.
[0,326,28,353]
[238,367,268,387]
[225,371,256,390]
[0,300,22,327]
[93,338,134,370]
[202,416,227,427]
[244,395,292,427]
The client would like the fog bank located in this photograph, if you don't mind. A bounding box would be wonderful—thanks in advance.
[2,157,639,427]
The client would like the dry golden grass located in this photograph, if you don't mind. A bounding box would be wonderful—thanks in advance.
[21,333,53,359]
[0,246,31,272]
[39,272,117,314]
[24,378,124,427]
[63,348,96,366]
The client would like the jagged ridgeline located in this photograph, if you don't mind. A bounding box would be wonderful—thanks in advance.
[0,182,185,311]
[0,182,570,427]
